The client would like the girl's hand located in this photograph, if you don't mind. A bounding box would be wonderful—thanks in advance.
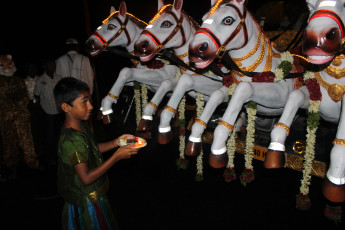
[114,145,139,160]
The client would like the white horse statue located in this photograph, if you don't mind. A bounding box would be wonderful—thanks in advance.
[188,0,304,169]
[266,0,345,203]
[86,1,180,129]
[134,0,240,145]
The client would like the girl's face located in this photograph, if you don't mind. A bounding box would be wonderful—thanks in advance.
[70,91,93,121]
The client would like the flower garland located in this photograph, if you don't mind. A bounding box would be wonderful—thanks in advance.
[134,82,142,126]
[324,204,342,224]
[141,84,148,109]
[240,101,257,186]
[251,51,293,83]
[296,71,321,210]
[176,96,189,170]
[195,92,205,182]
[223,130,237,182]
[225,51,293,186]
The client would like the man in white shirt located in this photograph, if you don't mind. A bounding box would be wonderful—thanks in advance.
[55,38,94,95]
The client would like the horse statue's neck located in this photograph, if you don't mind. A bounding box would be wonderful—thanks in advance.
[172,15,198,63]
[230,12,281,78]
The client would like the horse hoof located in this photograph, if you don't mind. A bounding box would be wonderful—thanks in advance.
[137,119,153,132]
[185,141,201,156]
[263,150,285,169]
[158,131,173,144]
[322,178,345,203]
[102,114,112,125]
[209,152,228,169]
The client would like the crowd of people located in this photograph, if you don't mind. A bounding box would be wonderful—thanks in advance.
[0,38,139,229]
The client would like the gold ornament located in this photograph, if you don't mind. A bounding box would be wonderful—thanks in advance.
[273,122,290,136]
[315,72,345,102]
[293,140,306,154]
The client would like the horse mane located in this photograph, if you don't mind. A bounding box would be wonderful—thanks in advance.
[127,14,148,30]
[104,12,148,30]
[181,9,200,30]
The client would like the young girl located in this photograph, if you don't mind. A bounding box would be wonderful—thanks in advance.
[54,77,139,230]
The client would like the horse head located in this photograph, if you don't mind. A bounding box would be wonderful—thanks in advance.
[302,0,345,64]
[86,1,147,56]
[134,0,198,62]
[189,0,255,69]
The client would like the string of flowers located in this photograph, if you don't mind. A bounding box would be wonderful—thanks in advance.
[296,71,321,210]
[240,101,257,186]
[223,130,237,182]
[251,51,293,83]
[176,96,188,170]
[195,92,205,182]
[324,204,343,225]
[134,82,142,126]
[234,51,293,186]
[141,83,148,110]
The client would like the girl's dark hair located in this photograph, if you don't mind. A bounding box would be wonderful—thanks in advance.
[54,77,90,112]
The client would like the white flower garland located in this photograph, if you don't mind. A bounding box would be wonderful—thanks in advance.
[244,105,256,170]
[195,92,205,177]
[226,130,237,168]
[134,84,141,126]
[273,51,293,82]
[141,84,148,109]
[299,72,321,195]
[178,96,186,159]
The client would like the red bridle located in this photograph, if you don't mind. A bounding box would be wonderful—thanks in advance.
[309,9,345,38]
[195,3,248,58]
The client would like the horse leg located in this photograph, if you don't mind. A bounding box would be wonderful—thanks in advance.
[323,99,345,203]
[100,67,132,124]
[210,82,254,168]
[138,78,178,132]
[158,74,194,144]
[265,87,309,169]
[185,86,228,156]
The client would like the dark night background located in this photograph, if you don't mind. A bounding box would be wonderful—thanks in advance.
[2,0,266,68]
[4,1,343,230]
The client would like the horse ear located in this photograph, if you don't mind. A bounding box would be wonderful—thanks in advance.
[119,1,127,16]
[210,0,218,7]
[306,0,318,13]
[158,0,164,11]
[173,0,183,12]
[235,0,246,5]
[110,6,116,14]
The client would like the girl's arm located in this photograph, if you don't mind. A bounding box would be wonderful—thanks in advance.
[74,145,139,185]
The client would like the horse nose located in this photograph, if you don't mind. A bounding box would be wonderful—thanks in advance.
[141,41,149,49]
[326,28,338,40]
[86,39,94,48]
[199,42,208,52]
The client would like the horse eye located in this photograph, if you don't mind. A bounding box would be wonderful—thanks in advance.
[223,16,234,25]
[161,20,173,28]
[107,24,116,30]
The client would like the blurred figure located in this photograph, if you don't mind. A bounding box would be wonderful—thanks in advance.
[55,38,94,95]
[34,58,62,167]
[23,62,41,153]
[0,55,39,180]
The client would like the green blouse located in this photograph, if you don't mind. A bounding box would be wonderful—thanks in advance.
[57,121,109,206]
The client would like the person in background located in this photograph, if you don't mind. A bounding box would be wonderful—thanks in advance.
[23,62,41,154]
[54,77,139,230]
[34,58,62,167]
[55,38,94,95]
[0,55,39,180]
